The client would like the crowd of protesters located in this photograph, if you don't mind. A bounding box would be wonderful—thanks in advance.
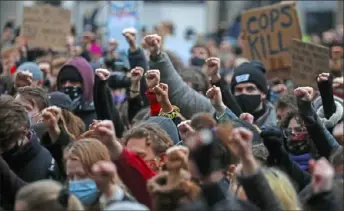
[0,12,343,211]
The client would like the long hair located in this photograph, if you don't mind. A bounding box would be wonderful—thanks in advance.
[65,138,111,175]
[263,168,301,210]
[65,138,126,191]
[60,109,85,140]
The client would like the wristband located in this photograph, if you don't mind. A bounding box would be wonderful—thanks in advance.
[158,105,180,119]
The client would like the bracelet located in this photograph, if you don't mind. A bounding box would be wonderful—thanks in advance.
[130,90,140,93]
[158,105,180,119]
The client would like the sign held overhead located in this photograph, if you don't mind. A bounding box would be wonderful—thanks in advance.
[241,2,302,71]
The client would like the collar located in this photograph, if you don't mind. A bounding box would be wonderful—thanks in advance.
[2,131,41,172]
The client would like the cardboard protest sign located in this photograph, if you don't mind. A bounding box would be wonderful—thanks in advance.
[290,39,329,89]
[21,4,71,52]
[241,2,302,71]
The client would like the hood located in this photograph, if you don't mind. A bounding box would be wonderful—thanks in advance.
[57,57,94,103]
[255,102,277,128]
[144,116,180,145]
[313,95,344,128]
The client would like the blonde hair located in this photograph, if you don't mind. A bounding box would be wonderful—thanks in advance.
[263,168,301,210]
[16,180,84,211]
[65,138,126,190]
[65,138,111,175]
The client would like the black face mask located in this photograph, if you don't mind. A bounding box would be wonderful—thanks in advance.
[285,140,310,155]
[63,86,83,110]
[190,57,206,67]
[235,94,261,113]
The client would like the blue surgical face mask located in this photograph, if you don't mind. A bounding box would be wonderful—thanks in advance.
[69,178,99,205]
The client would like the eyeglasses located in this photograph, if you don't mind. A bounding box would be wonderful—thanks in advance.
[283,127,307,138]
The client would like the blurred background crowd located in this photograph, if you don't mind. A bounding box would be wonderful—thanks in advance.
[0,1,343,79]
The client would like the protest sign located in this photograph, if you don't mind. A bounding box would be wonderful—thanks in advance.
[107,1,142,52]
[290,39,329,89]
[241,2,302,71]
[21,4,71,51]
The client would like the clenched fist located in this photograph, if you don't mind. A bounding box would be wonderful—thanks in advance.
[143,34,161,57]
[145,69,160,90]
[15,71,33,88]
[95,68,110,81]
[130,67,144,84]
[294,87,314,102]
[205,57,221,82]
[122,28,137,51]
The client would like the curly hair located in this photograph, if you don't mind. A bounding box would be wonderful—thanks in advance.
[122,123,173,155]
[279,109,305,129]
[0,95,29,150]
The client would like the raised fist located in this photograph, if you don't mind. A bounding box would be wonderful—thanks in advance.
[145,69,160,90]
[294,87,314,102]
[95,68,110,81]
[143,34,161,57]
[130,66,144,84]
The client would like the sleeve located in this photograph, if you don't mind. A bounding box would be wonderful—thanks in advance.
[0,156,27,209]
[237,169,284,211]
[149,52,215,119]
[297,98,340,158]
[94,75,125,138]
[307,191,342,211]
[128,48,149,106]
[211,77,242,117]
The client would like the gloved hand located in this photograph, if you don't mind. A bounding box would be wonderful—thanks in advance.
[260,127,284,155]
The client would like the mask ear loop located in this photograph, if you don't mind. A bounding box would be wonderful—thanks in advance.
[58,187,70,208]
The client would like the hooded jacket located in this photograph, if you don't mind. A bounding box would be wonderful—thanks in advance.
[313,95,344,130]
[57,57,96,128]
[1,131,61,182]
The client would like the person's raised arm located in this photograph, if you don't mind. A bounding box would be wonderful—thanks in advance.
[206,85,238,122]
[153,83,183,126]
[294,87,340,158]
[94,69,124,138]
[260,127,311,191]
[316,73,343,130]
[144,34,214,119]
[123,28,148,102]
[306,158,341,211]
[231,128,283,211]
[128,67,145,123]
[205,57,242,116]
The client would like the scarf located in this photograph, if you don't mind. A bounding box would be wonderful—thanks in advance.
[289,152,312,171]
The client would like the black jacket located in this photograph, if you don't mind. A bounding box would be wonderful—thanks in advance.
[178,170,283,211]
[2,131,62,182]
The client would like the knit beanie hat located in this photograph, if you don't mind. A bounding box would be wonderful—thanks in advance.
[231,62,268,94]
[48,91,73,111]
[58,66,83,84]
[17,62,43,81]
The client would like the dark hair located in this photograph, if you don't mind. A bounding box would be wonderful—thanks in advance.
[190,43,210,57]
[17,86,49,111]
[279,109,318,156]
[0,95,29,150]
[180,67,210,95]
[275,94,297,111]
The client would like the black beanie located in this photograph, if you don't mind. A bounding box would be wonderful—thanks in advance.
[58,66,83,84]
[231,62,268,94]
